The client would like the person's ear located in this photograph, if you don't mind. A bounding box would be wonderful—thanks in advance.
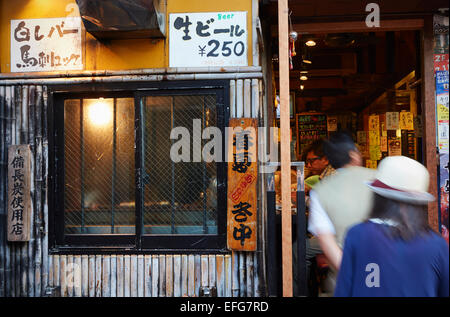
[349,150,362,166]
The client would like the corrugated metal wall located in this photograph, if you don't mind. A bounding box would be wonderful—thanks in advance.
[0,75,265,297]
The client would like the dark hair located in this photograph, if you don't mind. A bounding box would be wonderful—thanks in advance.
[369,193,431,240]
[323,131,358,169]
[302,138,326,161]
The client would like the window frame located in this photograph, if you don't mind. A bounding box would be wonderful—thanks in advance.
[48,81,229,254]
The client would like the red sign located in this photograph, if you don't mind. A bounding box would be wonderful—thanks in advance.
[434,54,449,72]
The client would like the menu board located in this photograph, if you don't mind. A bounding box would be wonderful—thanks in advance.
[296,113,328,157]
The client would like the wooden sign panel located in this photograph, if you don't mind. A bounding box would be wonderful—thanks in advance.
[227,118,258,251]
[7,145,32,242]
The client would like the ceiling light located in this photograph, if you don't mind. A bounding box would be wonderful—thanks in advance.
[301,46,312,64]
[300,85,305,90]
[305,40,316,47]
[300,75,308,81]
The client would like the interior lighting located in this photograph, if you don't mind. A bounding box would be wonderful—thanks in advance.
[88,98,112,126]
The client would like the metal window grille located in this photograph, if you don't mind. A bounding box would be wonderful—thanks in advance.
[142,95,217,235]
[64,98,135,234]
[63,94,218,236]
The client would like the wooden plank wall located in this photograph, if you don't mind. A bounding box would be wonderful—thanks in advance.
[0,79,264,297]
[46,253,258,297]
[0,85,49,297]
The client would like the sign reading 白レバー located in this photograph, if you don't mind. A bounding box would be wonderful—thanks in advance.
[11,17,82,72]
[169,12,247,67]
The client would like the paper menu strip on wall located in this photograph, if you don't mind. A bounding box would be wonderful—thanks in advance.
[386,112,399,130]
[380,136,388,152]
[368,130,380,145]
[365,159,377,169]
[368,115,380,131]
[357,131,367,144]
[369,145,381,161]
[399,111,414,130]
[327,116,338,131]
[388,137,402,156]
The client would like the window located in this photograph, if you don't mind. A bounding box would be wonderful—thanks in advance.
[50,81,228,251]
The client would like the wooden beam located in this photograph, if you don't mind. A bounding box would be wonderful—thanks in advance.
[272,19,424,35]
[422,16,439,232]
[278,0,292,297]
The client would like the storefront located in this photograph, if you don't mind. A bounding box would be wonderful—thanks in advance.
[0,0,448,297]
[261,0,448,296]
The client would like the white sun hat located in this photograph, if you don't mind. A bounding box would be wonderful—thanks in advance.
[366,156,435,204]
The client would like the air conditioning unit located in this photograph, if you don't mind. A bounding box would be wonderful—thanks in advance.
[76,0,166,40]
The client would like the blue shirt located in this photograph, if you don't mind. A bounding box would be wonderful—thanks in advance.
[335,221,449,297]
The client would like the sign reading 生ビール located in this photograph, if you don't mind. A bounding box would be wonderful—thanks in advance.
[11,17,83,72]
[169,12,247,67]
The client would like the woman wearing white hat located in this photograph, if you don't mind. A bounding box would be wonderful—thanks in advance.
[334,156,449,297]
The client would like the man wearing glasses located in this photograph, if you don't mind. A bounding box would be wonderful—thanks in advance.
[304,139,336,183]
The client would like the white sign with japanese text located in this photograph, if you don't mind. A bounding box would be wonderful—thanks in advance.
[11,17,83,72]
[169,12,247,67]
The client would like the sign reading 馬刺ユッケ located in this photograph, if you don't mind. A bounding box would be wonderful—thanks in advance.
[11,17,82,72]
[169,12,248,67]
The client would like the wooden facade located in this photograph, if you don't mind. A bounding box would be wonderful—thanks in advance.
[0,70,266,297]
[0,0,447,298]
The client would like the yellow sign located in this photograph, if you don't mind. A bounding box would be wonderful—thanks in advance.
[399,112,414,130]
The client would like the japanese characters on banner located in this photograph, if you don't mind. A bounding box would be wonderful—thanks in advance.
[7,145,32,242]
[434,14,449,242]
[227,118,257,251]
[440,154,449,243]
[436,69,449,243]
[11,17,82,72]
[169,12,247,67]
[436,71,449,152]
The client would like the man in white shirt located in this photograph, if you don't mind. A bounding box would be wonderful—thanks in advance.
[307,132,375,293]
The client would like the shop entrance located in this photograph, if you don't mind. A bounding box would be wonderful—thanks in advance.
[264,12,439,296]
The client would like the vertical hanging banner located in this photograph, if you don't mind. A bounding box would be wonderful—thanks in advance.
[227,118,258,251]
[436,70,449,243]
[169,11,248,67]
[11,17,83,72]
[7,145,32,242]
[434,14,449,241]
[436,71,449,152]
